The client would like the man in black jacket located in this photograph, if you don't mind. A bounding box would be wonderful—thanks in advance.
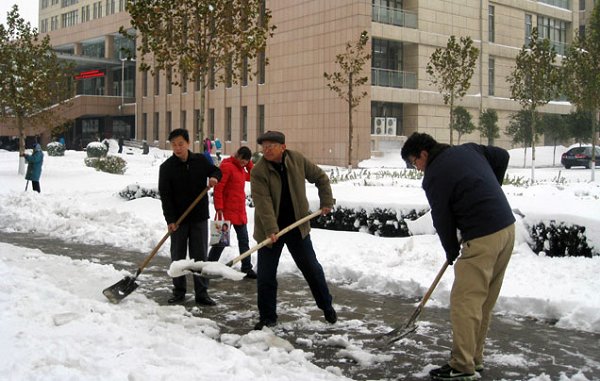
[401,132,515,381]
[159,128,222,306]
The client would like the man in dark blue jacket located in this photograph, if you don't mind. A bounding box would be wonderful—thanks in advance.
[401,132,515,381]
[159,128,222,306]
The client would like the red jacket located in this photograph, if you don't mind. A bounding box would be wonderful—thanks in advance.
[213,156,253,225]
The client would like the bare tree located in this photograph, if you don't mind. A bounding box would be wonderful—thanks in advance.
[426,36,479,145]
[123,0,275,143]
[562,3,600,181]
[324,31,371,168]
[507,27,560,182]
[0,5,74,174]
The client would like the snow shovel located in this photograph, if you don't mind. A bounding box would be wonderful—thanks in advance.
[379,261,449,346]
[169,209,323,279]
[103,186,210,303]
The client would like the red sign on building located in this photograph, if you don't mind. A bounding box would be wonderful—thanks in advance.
[75,70,105,80]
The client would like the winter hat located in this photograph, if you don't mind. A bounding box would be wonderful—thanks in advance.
[257,130,285,145]
[34,144,41,151]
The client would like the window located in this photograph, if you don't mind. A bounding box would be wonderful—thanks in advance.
[154,70,160,96]
[579,25,586,40]
[225,57,232,88]
[167,68,172,95]
[61,10,79,28]
[257,105,265,136]
[488,57,495,96]
[580,0,586,10]
[488,5,495,43]
[208,108,215,138]
[153,112,159,141]
[241,106,248,141]
[209,59,215,90]
[525,14,533,44]
[537,15,568,55]
[142,113,148,141]
[258,51,266,84]
[180,111,186,130]
[166,112,172,140]
[226,107,232,141]
[182,71,188,93]
[241,56,248,86]
[194,109,200,141]
[142,71,148,97]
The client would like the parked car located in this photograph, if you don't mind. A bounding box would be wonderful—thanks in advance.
[561,146,600,169]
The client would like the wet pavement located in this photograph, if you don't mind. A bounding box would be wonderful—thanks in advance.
[2,231,599,380]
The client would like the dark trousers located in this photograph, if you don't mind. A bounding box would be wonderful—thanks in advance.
[256,230,333,323]
[208,223,253,272]
[170,220,209,298]
[32,181,40,193]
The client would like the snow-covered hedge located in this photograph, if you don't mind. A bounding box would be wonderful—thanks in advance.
[84,155,127,174]
[86,142,108,158]
[119,183,160,200]
[311,206,427,237]
[47,142,65,156]
[530,221,596,257]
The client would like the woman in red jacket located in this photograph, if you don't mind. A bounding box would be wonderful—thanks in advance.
[208,146,257,278]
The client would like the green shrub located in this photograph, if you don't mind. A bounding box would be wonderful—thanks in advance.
[86,142,108,158]
[84,155,127,174]
[47,142,65,156]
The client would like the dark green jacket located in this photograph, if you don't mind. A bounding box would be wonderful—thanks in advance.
[250,149,333,242]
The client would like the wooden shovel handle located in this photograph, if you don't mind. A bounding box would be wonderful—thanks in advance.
[135,186,210,276]
[225,209,323,267]
[404,261,449,327]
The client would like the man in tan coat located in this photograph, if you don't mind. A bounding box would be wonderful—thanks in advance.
[251,130,336,330]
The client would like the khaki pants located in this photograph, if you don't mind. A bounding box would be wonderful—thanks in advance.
[448,224,515,373]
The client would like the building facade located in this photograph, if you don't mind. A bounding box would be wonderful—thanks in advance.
[35,0,583,165]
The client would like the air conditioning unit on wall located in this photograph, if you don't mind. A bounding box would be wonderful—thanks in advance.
[386,118,397,136]
[374,117,386,135]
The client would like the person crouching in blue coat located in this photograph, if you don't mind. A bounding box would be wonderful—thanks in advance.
[23,144,44,193]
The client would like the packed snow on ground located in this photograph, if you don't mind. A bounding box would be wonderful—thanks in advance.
[1,143,599,380]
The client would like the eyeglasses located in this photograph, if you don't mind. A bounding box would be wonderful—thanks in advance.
[410,154,420,167]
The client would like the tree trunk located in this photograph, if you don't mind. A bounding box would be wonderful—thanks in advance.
[198,74,206,148]
[591,108,597,182]
[530,107,536,182]
[18,115,26,175]
[347,76,353,168]
[449,96,454,145]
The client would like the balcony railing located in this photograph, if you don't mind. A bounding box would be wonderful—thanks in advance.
[372,5,417,29]
[371,68,417,89]
[537,0,570,10]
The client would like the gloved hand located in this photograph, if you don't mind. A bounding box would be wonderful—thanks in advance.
[446,251,459,265]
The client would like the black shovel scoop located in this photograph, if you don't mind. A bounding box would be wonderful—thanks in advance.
[103,187,210,303]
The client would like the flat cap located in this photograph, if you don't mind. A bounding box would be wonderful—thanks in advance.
[257,130,285,145]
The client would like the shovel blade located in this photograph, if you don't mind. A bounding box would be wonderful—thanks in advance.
[103,276,139,303]
[374,323,417,348]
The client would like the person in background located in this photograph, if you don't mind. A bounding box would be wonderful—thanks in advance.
[208,146,256,279]
[159,128,222,306]
[401,132,516,381]
[118,137,124,154]
[22,144,44,193]
[202,139,214,165]
[250,130,336,330]
[214,138,223,163]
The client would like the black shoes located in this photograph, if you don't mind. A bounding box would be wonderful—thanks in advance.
[195,295,217,306]
[167,294,185,304]
[324,308,337,324]
[253,319,276,330]
[244,269,257,279]
[429,364,478,381]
